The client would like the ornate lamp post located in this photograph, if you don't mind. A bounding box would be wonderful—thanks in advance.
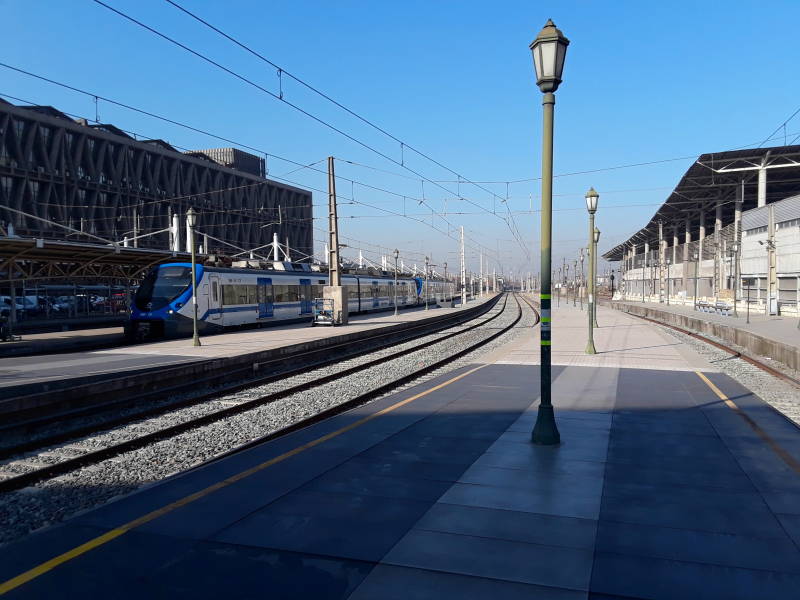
[585,188,598,354]
[393,248,399,316]
[665,258,671,305]
[530,19,569,446]
[187,207,200,347]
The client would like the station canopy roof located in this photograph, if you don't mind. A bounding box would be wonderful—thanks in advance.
[0,237,192,282]
[602,144,800,261]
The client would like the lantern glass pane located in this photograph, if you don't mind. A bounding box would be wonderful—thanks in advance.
[532,45,543,81]
[555,42,567,79]
[539,40,556,78]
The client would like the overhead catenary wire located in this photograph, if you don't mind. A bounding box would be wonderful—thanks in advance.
[92,0,530,256]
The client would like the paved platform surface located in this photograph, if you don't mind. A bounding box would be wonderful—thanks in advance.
[0,327,124,359]
[0,300,488,393]
[614,299,800,348]
[3,304,800,599]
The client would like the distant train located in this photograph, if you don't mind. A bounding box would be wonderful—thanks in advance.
[127,262,456,338]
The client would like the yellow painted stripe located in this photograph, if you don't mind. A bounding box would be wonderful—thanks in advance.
[695,371,800,474]
[0,363,489,596]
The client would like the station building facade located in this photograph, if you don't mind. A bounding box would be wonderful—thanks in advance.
[0,99,312,259]
[603,145,800,316]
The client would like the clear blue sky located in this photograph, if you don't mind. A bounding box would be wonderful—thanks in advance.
[2,0,799,278]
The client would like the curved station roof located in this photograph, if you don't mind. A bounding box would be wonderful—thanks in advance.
[602,144,800,261]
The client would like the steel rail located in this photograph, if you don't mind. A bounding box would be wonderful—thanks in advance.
[627,311,800,389]
[187,293,538,473]
[0,295,524,493]
[1,296,498,447]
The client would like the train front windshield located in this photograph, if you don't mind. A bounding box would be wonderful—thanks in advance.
[134,266,192,311]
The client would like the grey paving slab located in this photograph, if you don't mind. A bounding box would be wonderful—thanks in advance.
[590,551,800,600]
[439,480,603,521]
[2,530,199,600]
[413,503,597,550]
[383,529,594,591]
[148,542,371,600]
[212,489,434,563]
[602,460,755,492]
[596,519,800,574]
[348,564,586,600]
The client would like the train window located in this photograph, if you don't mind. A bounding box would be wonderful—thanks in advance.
[273,284,287,303]
[222,285,235,306]
[212,281,218,302]
[247,286,257,304]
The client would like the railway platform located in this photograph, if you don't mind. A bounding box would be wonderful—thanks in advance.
[2,303,800,599]
[0,326,124,359]
[0,297,494,402]
[611,300,800,373]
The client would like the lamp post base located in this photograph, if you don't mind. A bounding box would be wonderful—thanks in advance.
[585,340,596,354]
[531,404,561,445]
[193,335,201,347]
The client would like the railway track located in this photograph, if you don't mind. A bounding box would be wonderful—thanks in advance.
[0,293,536,495]
[628,311,800,389]
[1,296,500,454]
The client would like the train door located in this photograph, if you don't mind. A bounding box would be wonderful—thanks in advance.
[257,277,273,318]
[371,282,379,308]
[209,275,221,322]
[299,278,312,314]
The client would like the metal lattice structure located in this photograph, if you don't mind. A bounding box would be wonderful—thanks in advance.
[0,100,312,258]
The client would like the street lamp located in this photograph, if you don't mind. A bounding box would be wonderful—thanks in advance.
[393,248,399,316]
[187,207,200,347]
[593,226,600,328]
[424,256,430,311]
[530,18,569,446]
[665,257,671,306]
[585,188,598,354]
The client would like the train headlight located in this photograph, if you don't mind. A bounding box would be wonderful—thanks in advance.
[168,310,174,314]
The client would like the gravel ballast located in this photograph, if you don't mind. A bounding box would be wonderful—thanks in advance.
[0,295,535,546]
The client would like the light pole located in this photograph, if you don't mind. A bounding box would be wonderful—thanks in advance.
[393,248,399,317]
[424,256,430,310]
[730,243,739,319]
[579,248,584,311]
[565,263,570,306]
[665,258,671,306]
[693,251,699,310]
[187,207,200,347]
[443,261,448,302]
[593,226,600,328]
[585,188,598,354]
[530,18,569,446]
[573,260,578,307]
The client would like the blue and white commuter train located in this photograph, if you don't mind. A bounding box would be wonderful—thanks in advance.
[128,262,456,338]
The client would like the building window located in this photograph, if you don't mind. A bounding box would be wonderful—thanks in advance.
[744,226,767,236]
[777,217,800,230]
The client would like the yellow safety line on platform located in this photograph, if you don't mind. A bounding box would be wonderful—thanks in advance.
[695,371,800,475]
[0,363,489,595]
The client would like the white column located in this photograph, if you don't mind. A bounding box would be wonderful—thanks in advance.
[171,213,180,252]
[758,165,767,208]
[273,233,280,261]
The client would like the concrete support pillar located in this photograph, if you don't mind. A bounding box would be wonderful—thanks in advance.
[758,166,767,208]
[683,218,690,297]
[715,200,723,296]
[672,226,679,266]
[735,180,743,298]
[658,222,665,303]
[643,241,649,301]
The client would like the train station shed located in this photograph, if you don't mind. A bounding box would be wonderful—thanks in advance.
[603,144,800,314]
